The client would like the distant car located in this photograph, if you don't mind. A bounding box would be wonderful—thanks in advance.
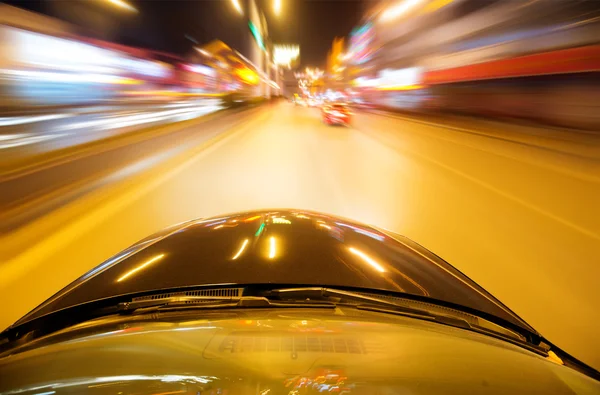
[322,103,351,125]
[1,209,599,394]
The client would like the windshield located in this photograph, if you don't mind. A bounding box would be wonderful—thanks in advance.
[1,0,599,382]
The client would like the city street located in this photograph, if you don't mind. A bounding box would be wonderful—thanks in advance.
[1,100,599,370]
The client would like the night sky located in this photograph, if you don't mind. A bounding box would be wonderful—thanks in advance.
[5,0,365,68]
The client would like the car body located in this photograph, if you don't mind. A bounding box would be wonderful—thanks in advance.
[1,210,599,394]
[322,103,351,125]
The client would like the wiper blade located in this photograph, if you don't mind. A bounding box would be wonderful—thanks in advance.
[268,287,529,344]
[118,295,335,314]
[268,287,436,317]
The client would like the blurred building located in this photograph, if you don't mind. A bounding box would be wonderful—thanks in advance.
[346,0,600,129]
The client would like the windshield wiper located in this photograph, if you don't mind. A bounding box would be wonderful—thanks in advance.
[267,287,437,317]
[118,295,336,314]
[266,287,537,348]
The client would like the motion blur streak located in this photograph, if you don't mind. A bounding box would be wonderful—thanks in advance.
[116,254,165,282]
[0,114,71,127]
[0,0,599,376]
[106,0,138,13]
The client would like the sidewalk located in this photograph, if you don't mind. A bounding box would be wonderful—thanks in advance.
[362,107,600,160]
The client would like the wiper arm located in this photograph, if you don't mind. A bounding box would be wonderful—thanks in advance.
[268,287,530,345]
[118,295,335,314]
[268,287,436,317]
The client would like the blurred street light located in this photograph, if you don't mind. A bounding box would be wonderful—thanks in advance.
[231,0,243,15]
[274,0,281,15]
[195,47,212,57]
[380,0,423,22]
[106,0,138,13]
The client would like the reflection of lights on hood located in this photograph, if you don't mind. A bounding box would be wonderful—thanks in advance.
[348,247,386,273]
[319,223,332,230]
[336,223,385,241]
[269,236,277,259]
[295,214,310,219]
[272,217,291,224]
[232,239,249,260]
[244,215,261,222]
[204,219,226,227]
[116,253,165,282]
[255,222,266,236]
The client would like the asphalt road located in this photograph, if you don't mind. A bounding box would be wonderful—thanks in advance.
[1,100,599,371]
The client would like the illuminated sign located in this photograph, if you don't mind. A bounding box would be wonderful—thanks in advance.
[249,21,266,51]
[273,44,300,66]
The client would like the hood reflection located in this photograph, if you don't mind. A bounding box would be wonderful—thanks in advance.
[21,209,528,332]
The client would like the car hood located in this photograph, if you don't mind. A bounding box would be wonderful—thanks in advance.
[18,210,527,330]
[1,311,598,395]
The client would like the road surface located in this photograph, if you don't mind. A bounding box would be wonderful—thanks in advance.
[1,100,599,370]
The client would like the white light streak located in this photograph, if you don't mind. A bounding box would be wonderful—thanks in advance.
[231,0,243,14]
[269,236,276,259]
[117,254,165,282]
[348,247,386,272]
[381,0,423,22]
[232,239,250,260]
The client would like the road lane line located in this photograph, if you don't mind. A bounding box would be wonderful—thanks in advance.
[363,110,600,183]
[355,124,600,242]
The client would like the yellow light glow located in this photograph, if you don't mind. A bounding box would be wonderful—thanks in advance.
[107,0,137,12]
[295,214,310,219]
[348,247,386,273]
[319,223,332,230]
[377,84,425,91]
[274,0,281,15]
[272,217,291,224]
[117,254,165,282]
[232,239,249,260]
[214,225,224,229]
[244,215,261,222]
[235,67,259,85]
[423,0,454,13]
[231,0,243,14]
[269,236,277,259]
